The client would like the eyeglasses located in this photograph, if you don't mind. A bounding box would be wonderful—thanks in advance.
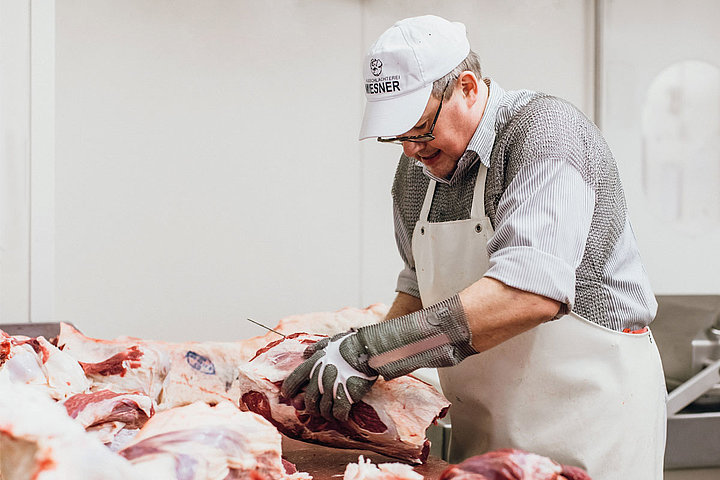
[377,81,451,145]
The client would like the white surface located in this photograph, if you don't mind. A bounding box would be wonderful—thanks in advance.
[0,0,31,323]
[54,0,366,340]
[1,0,653,341]
[30,0,55,323]
[641,60,720,231]
[602,0,720,294]
[45,0,593,341]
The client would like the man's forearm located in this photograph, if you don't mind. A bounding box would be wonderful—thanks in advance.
[385,292,423,320]
[459,277,562,353]
[367,277,561,378]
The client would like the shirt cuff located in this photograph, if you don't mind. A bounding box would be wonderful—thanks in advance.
[484,246,575,313]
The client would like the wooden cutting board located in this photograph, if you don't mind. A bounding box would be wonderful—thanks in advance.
[281,436,449,479]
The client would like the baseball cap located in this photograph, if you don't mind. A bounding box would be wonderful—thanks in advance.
[359,15,470,141]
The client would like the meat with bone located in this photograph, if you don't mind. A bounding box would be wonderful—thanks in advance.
[438,449,592,480]
[237,333,450,464]
[62,390,154,446]
[118,400,311,479]
[0,329,90,400]
[0,383,148,480]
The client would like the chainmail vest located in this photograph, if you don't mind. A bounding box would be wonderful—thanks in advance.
[392,94,637,329]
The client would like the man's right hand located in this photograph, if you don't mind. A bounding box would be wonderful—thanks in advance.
[281,332,378,422]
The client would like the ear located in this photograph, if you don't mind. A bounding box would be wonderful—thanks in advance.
[457,71,479,107]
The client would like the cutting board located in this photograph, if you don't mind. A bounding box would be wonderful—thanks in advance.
[281,436,449,479]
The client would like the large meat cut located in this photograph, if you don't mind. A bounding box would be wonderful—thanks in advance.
[56,322,247,408]
[56,323,171,401]
[0,329,90,400]
[157,341,249,409]
[239,304,387,361]
[55,304,389,410]
[237,333,450,464]
[0,383,148,480]
[62,390,155,447]
[438,449,592,480]
[118,401,311,479]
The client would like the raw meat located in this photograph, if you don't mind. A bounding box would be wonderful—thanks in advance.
[57,324,171,400]
[343,456,423,480]
[239,304,387,362]
[63,390,154,445]
[0,329,90,400]
[118,400,311,479]
[157,341,248,410]
[57,323,264,409]
[237,333,450,464]
[0,383,147,480]
[438,449,592,480]
[56,304,388,410]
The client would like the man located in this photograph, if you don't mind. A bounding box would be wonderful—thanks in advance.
[282,15,666,479]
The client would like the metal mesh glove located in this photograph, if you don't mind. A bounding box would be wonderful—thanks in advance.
[356,294,477,379]
[281,294,476,421]
[281,332,378,422]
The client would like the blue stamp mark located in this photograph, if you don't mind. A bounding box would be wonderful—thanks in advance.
[185,351,216,375]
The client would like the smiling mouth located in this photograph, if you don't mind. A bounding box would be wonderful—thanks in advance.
[419,151,441,163]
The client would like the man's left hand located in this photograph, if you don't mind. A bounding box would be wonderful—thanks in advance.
[281,332,379,422]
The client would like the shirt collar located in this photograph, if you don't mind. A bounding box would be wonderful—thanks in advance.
[418,78,504,185]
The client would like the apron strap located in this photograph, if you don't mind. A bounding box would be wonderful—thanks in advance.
[419,179,437,222]
[470,164,488,218]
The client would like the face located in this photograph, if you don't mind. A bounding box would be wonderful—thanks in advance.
[400,86,476,179]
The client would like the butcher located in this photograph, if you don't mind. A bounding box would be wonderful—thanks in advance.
[282,15,667,479]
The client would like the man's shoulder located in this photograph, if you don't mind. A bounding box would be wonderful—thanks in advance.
[513,95,591,128]
[496,94,597,147]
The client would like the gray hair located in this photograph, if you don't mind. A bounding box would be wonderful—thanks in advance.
[431,50,482,100]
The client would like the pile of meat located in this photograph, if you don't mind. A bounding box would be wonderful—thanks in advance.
[1,304,445,479]
[0,304,591,480]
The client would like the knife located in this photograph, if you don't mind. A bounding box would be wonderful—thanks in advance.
[246,318,286,338]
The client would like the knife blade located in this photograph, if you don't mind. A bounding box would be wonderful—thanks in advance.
[246,318,286,338]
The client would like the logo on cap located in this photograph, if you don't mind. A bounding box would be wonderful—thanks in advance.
[370,58,383,76]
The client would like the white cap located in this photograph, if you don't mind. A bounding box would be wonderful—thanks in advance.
[359,15,470,140]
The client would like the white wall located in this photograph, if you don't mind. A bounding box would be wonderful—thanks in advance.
[0,0,31,323]
[6,0,714,341]
[601,0,720,294]
[54,0,366,340]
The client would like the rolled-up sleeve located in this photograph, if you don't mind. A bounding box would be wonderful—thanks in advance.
[484,159,595,312]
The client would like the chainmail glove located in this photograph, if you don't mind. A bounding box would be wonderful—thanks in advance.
[281,294,477,421]
[281,332,378,422]
[356,294,477,379]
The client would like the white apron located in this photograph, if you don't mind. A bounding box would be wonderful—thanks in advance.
[411,165,667,479]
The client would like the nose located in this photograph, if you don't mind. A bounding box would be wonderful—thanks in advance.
[402,141,424,158]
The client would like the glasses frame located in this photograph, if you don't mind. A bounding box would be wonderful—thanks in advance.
[376,81,452,145]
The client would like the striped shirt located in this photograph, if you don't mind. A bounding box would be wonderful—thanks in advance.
[392,79,657,331]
